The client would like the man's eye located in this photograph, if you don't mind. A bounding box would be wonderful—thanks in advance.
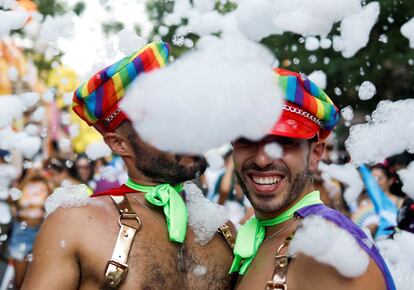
[234,138,254,146]
[278,139,299,148]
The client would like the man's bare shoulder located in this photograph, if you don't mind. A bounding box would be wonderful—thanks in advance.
[288,253,387,290]
[42,195,117,238]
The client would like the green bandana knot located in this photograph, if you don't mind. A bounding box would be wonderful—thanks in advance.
[125,179,187,243]
[229,191,323,275]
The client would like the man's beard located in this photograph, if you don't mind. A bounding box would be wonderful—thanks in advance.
[235,165,311,214]
[130,141,207,184]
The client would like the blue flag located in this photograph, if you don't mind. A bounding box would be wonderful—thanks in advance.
[358,165,398,239]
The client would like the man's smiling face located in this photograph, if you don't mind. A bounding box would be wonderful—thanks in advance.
[233,135,324,219]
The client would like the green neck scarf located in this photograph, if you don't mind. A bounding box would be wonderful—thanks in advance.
[230,191,323,275]
[125,179,187,243]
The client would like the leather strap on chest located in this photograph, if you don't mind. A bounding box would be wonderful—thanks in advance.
[100,195,142,290]
[218,223,235,249]
[265,235,293,290]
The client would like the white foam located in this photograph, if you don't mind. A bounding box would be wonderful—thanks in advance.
[345,99,414,165]
[336,2,380,58]
[358,81,377,101]
[308,70,327,90]
[184,182,229,245]
[45,184,90,217]
[264,142,283,159]
[39,12,76,43]
[121,36,282,154]
[401,18,414,49]
[305,36,320,51]
[377,232,414,290]
[20,92,40,109]
[0,96,25,128]
[397,162,414,200]
[340,105,354,121]
[31,106,46,122]
[318,162,364,208]
[85,140,112,161]
[0,10,29,37]
[288,215,369,278]
[117,29,147,56]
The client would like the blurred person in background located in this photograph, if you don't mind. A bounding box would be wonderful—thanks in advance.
[7,171,51,289]
[312,135,341,210]
[44,157,81,189]
[0,150,22,289]
[74,154,95,188]
[352,164,403,236]
[92,157,121,193]
[213,151,254,226]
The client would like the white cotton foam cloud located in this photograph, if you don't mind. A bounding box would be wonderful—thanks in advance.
[169,0,362,42]
[345,99,414,166]
[288,215,369,278]
[358,81,377,101]
[397,162,414,200]
[308,70,327,90]
[184,182,229,245]
[336,2,380,58]
[0,10,29,37]
[38,12,76,43]
[117,29,147,56]
[401,18,414,49]
[0,96,25,128]
[318,162,364,208]
[85,140,111,161]
[45,184,90,217]
[377,231,414,290]
[121,36,282,154]
[235,0,283,41]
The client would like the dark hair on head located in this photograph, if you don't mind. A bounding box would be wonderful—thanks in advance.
[371,164,392,179]
[19,170,51,194]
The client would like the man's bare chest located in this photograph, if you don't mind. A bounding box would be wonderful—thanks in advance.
[79,216,233,290]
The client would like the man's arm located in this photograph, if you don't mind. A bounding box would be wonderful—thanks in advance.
[22,208,82,290]
[288,253,387,290]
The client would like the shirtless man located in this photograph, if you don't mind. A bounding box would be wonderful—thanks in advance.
[229,68,395,290]
[22,42,235,290]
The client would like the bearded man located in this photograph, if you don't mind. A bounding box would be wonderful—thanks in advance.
[230,68,395,290]
[22,42,235,290]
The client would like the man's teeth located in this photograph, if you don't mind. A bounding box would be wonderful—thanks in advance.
[252,176,281,185]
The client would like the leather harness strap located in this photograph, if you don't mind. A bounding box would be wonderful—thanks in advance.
[101,195,142,290]
[265,235,293,290]
[217,224,235,249]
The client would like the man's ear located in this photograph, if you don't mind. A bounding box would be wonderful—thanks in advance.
[309,140,325,173]
[103,132,133,158]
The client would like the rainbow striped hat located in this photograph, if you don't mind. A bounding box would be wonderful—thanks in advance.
[72,41,170,133]
[271,68,339,140]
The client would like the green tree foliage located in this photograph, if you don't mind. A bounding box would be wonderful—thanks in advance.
[33,0,67,16]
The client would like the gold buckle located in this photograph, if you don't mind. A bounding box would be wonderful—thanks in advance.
[104,260,129,288]
[265,281,287,290]
[117,215,142,231]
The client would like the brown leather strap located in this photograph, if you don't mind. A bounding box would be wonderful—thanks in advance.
[265,235,293,290]
[217,223,235,249]
[100,195,142,290]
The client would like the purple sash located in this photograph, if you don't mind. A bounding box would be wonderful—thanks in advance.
[295,204,396,290]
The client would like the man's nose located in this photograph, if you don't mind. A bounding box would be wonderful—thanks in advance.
[253,143,274,169]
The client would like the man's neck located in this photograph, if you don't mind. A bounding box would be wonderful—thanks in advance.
[127,170,162,186]
[258,184,316,237]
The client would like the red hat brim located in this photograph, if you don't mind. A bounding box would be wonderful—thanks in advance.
[270,103,320,140]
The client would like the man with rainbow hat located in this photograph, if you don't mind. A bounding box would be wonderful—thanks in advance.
[230,68,395,290]
[22,42,235,290]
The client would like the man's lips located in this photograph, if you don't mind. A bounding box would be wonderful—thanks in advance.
[246,171,286,194]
